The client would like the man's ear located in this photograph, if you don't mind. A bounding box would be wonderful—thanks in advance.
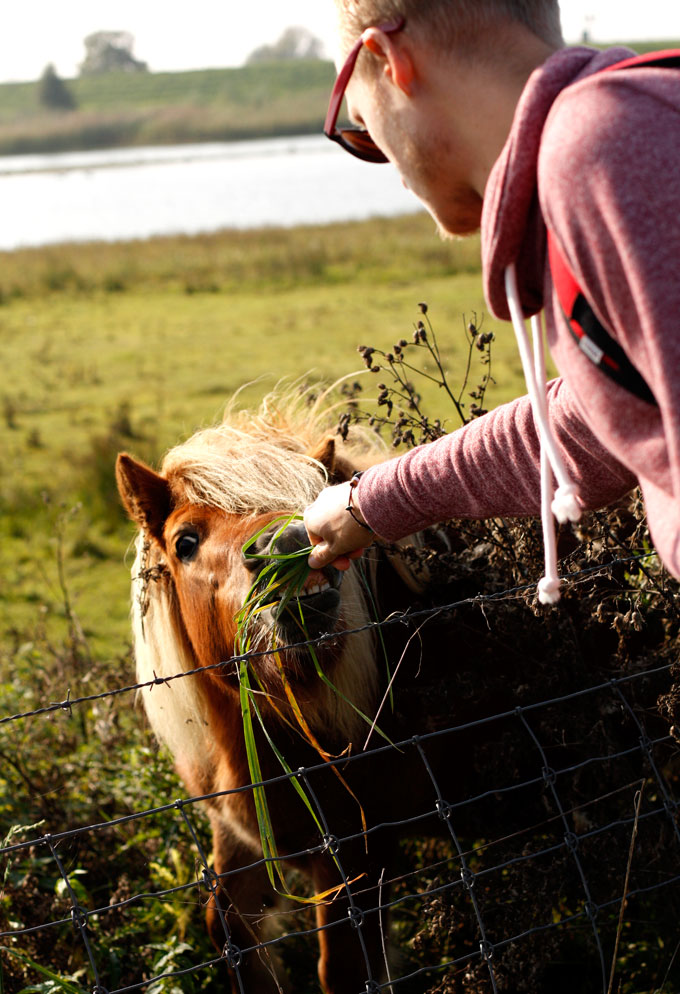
[362,27,415,94]
[116,453,174,545]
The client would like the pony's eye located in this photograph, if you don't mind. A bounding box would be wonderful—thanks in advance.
[175,532,199,562]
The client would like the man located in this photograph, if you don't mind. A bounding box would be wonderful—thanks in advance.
[304,0,680,597]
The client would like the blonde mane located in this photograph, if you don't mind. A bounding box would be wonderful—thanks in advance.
[161,384,385,515]
[130,385,386,770]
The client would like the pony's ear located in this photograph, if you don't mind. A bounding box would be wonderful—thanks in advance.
[309,437,336,471]
[116,453,173,545]
[308,436,356,484]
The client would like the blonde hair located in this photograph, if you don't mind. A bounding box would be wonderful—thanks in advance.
[129,384,388,768]
[334,0,563,52]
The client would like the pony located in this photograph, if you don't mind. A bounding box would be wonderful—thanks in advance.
[115,387,449,994]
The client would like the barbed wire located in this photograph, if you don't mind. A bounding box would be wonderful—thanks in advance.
[1,546,678,994]
[0,549,663,728]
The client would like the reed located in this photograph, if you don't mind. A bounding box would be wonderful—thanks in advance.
[0,213,481,302]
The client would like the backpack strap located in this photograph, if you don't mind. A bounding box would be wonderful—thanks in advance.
[597,49,680,73]
[546,50,680,407]
[547,231,657,405]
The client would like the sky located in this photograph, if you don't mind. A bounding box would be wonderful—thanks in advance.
[1,1,679,84]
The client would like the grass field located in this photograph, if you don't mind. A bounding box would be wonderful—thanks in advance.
[0,61,335,155]
[1,212,527,662]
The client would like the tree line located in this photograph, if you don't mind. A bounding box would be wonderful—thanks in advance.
[38,27,325,112]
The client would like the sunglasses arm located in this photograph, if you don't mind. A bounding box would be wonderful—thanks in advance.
[324,34,365,136]
[323,18,405,137]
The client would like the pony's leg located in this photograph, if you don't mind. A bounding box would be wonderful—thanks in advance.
[208,822,290,994]
[311,851,392,994]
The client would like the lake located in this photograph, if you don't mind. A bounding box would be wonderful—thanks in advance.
[0,135,423,250]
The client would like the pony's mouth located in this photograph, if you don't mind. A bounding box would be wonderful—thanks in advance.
[260,567,343,637]
[294,568,339,601]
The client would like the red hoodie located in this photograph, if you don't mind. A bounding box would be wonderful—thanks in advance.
[355,46,680,579]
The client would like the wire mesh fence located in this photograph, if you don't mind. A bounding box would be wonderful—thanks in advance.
[1,538,679,994]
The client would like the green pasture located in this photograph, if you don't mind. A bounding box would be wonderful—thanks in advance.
[0,61,335,154]
[0,61,335,119]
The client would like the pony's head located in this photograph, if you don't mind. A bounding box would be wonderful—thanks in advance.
[116,388,411,768]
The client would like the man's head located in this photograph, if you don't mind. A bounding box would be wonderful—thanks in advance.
[329,0,563,236]
[333,1,563,56]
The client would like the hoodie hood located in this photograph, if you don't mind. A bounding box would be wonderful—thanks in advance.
[481,45,636,321]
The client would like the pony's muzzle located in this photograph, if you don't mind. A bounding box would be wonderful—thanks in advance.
[243,520,311,569]
[243,520,343,633]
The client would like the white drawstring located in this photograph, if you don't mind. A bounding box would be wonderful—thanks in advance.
[504,264,582,604]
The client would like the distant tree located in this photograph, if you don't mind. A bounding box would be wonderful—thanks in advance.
[246,26,324,64]
[79,31,148,75]
[38,64,77,111]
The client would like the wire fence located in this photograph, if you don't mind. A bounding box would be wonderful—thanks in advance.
[1,551,679,994]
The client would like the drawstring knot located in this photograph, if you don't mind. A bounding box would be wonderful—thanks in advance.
[552,484,581,523]
[504,264,583,604]
[537,576,562,606]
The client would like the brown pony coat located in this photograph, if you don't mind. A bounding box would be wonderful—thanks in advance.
[116,390,429,993]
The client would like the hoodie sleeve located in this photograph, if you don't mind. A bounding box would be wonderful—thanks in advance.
[356,377,636,541]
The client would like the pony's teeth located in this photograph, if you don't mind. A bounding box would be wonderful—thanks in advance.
[298,581,330,599]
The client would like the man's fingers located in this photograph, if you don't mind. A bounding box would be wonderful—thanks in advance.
[308,543,331,569]
[308,548,363,571]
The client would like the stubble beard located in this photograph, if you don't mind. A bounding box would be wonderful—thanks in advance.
[419,181,483,240]
[404,129,484,238]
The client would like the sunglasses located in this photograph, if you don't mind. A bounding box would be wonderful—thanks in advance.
[324,18,406,163]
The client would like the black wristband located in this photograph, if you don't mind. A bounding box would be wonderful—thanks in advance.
[346,472,373,532]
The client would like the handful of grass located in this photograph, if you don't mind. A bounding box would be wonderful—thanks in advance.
[234,514,388,900]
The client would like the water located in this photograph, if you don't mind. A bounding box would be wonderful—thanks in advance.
[0,135,423,250]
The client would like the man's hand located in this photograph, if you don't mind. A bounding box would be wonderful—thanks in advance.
[303,482,375,570]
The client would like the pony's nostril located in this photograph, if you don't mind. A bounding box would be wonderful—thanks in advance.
[243,520,309,570]
[274,522,310,554]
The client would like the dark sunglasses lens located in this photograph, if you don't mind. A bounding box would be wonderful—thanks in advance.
[338,128,388,163]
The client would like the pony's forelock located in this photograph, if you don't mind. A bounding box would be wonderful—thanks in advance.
[161,386,383,515]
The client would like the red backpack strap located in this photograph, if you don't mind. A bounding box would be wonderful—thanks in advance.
[598,49,680,72]
[547,230,657,406]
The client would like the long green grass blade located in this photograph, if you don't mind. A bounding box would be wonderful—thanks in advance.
[238,661,287,892]
[249,694,324,834]
[0,947,86,993]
